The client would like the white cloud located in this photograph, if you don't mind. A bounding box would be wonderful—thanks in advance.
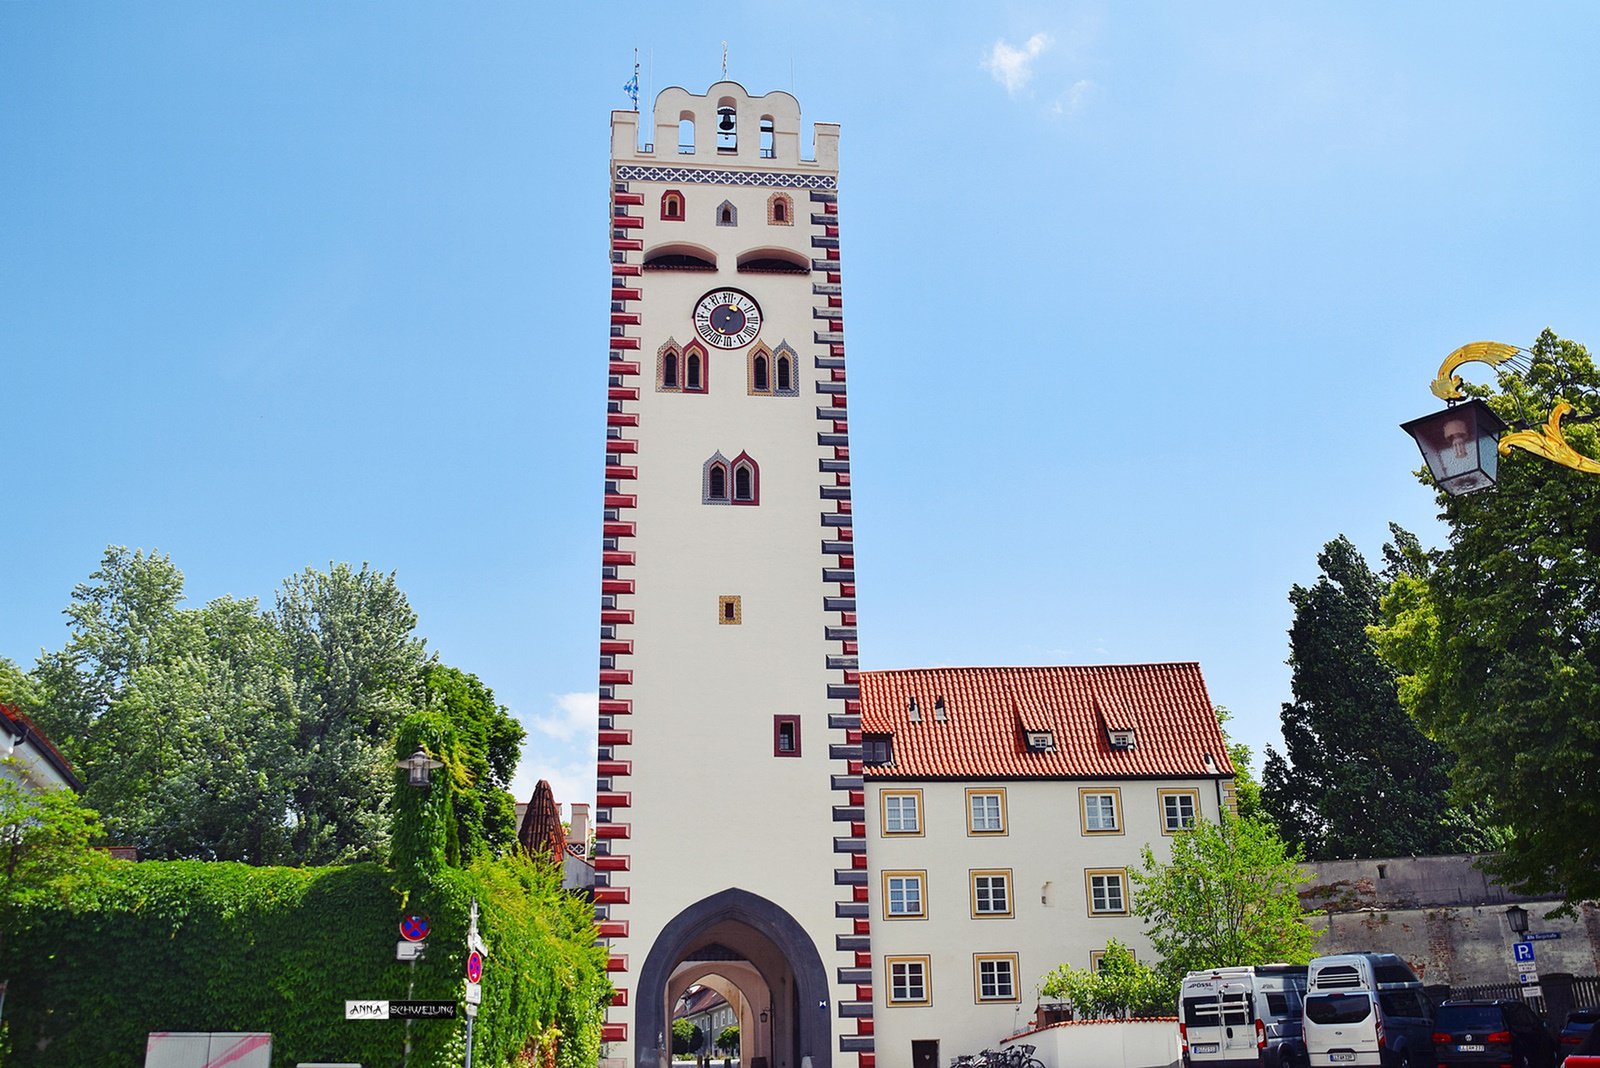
[511,691,599,820]
[1053,79,1096,116]
[983,33,1054,96]
[530,690,598,742]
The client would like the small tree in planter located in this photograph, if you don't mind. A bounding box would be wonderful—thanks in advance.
[1037,940,1171,1020]
[717,1025,739,1066]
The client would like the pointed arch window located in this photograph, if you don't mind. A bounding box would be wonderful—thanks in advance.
[657,340,683,393]
[776,353,792,392]
[747,343,774,396]
[774,342,800,397]
[767,192,794,226]
[703,452,731,505]
[716,200,738,227]
[702,451,760,506]
[661,190,685,221]
[731,452,760,505]
[684,343,707,393]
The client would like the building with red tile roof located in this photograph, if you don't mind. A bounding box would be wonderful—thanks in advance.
[857,663,1236,1066]
[1,703,84,793]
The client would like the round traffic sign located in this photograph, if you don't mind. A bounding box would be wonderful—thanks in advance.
[467,950,483,983]
[400,915,430,942]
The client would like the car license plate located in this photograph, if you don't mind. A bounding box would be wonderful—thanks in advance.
[1458,1045,1485,1052]
[1192,1044,1218,1053]
[1331,1054,1356,1063]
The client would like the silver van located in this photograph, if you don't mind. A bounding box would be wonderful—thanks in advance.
[1302,953,1435,1068]
[1181,965,1310,1068]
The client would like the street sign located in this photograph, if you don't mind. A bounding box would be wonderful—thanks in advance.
[397,941,426,962]
[1513,942,1536,964]
[464,1003,478,1019]
[389,1001,456,1020]
[1526,931,1562,941]
[1524,984,1543,998]
[465,981,482,1006]
[466,950,483,984]
[1516,960,1538,974]
[345,1001,388,1020]
[1519,970,1540,984]
[400,915,430,942]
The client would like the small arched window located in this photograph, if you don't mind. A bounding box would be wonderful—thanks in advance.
[730,452,760,505]
[760,117,776,159]
[767,193,794,226]
[685,349,705,392]
[776,355,792,392]
[657,340,683,393]
[753,355,769,393]
[678,114,695,155]
[702,452,732,505]
[716,200,737,227]
[661,190,684,220]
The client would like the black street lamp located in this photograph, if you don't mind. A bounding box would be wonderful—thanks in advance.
[1505,903,1530,937]
[397,746,445,788]
[1400,398,1508,496]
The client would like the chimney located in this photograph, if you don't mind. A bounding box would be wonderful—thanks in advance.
[569,803,590,855]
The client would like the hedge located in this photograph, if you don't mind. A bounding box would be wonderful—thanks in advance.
[1,853,608,1068]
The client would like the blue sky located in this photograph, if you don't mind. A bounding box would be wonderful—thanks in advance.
[6,3,1600,817]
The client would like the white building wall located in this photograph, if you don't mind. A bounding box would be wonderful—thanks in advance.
[866,778,1223,1064]
[599,84,861,1068]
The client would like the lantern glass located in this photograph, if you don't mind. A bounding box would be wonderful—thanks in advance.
[1400,398,1508,496]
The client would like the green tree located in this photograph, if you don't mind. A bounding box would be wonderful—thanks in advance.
[423,665,524,864]
[671,1019,703,1058]
[1213,705,1262,821]
[30,546,186,758]
[273,562,433,864]
[0,656,43,718]
[717,1025,739,1057]
[1374,329,1600,908]
[1261,534,1486,859]
[1037,940,1171,1019]
[0,775,106,958]
[1129,811,1318,983]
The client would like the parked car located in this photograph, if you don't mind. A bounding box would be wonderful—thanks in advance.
[1562,1026,1600,1068]
[1561,1010,1600,1063]
[1179,964,1309,1068]
[1303,953,1436,1067]
[1431,999,1557,1068]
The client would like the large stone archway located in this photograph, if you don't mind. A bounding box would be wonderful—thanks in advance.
[636,888,832,1068]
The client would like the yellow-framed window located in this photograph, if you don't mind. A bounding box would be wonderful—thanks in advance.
[965,787,1007,835]
[974,954,1020,1003]
[969,869,1014,918]
[1079,786,1124,834]
[882,870,927,919]
[1086,868,1129,915]
[1158,789,1200,834]
[881,789,924,836]
[886,956,932,1006]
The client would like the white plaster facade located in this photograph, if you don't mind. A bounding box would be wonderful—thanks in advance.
[865,777,1225,1065]
[598,84,860,1068]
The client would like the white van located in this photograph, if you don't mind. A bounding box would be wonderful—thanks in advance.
[1302,954,1435,1068]
[1180,965,1309,1068]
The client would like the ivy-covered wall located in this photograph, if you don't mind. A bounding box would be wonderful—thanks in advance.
[2,854,608,1068]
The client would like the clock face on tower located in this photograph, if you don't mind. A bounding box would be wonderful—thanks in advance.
[693,289,763,349]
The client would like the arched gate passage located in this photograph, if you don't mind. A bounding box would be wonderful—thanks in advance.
[636,888,832,1068]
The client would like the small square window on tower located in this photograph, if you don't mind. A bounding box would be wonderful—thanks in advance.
[773,714,800,757]
[718,596,741,625]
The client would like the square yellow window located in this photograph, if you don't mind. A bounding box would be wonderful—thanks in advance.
[969,870,1013,918]
[1086,868,1129,916]
[974,954,1020,1003]
[886,956,931,1006]
[1079,787,1123,835]
[965,788,1007,835]
[1158,789,1200,834]
[882,871,927,920]
[881,790,924,836]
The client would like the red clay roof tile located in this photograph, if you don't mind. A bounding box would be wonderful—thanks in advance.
[859,663,1233,781]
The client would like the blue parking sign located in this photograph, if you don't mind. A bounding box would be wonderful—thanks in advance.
[1513,942,1536,963]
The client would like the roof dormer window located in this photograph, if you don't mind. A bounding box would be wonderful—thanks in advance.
[1108,729,1136,751]
[1024,731,1055,753]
